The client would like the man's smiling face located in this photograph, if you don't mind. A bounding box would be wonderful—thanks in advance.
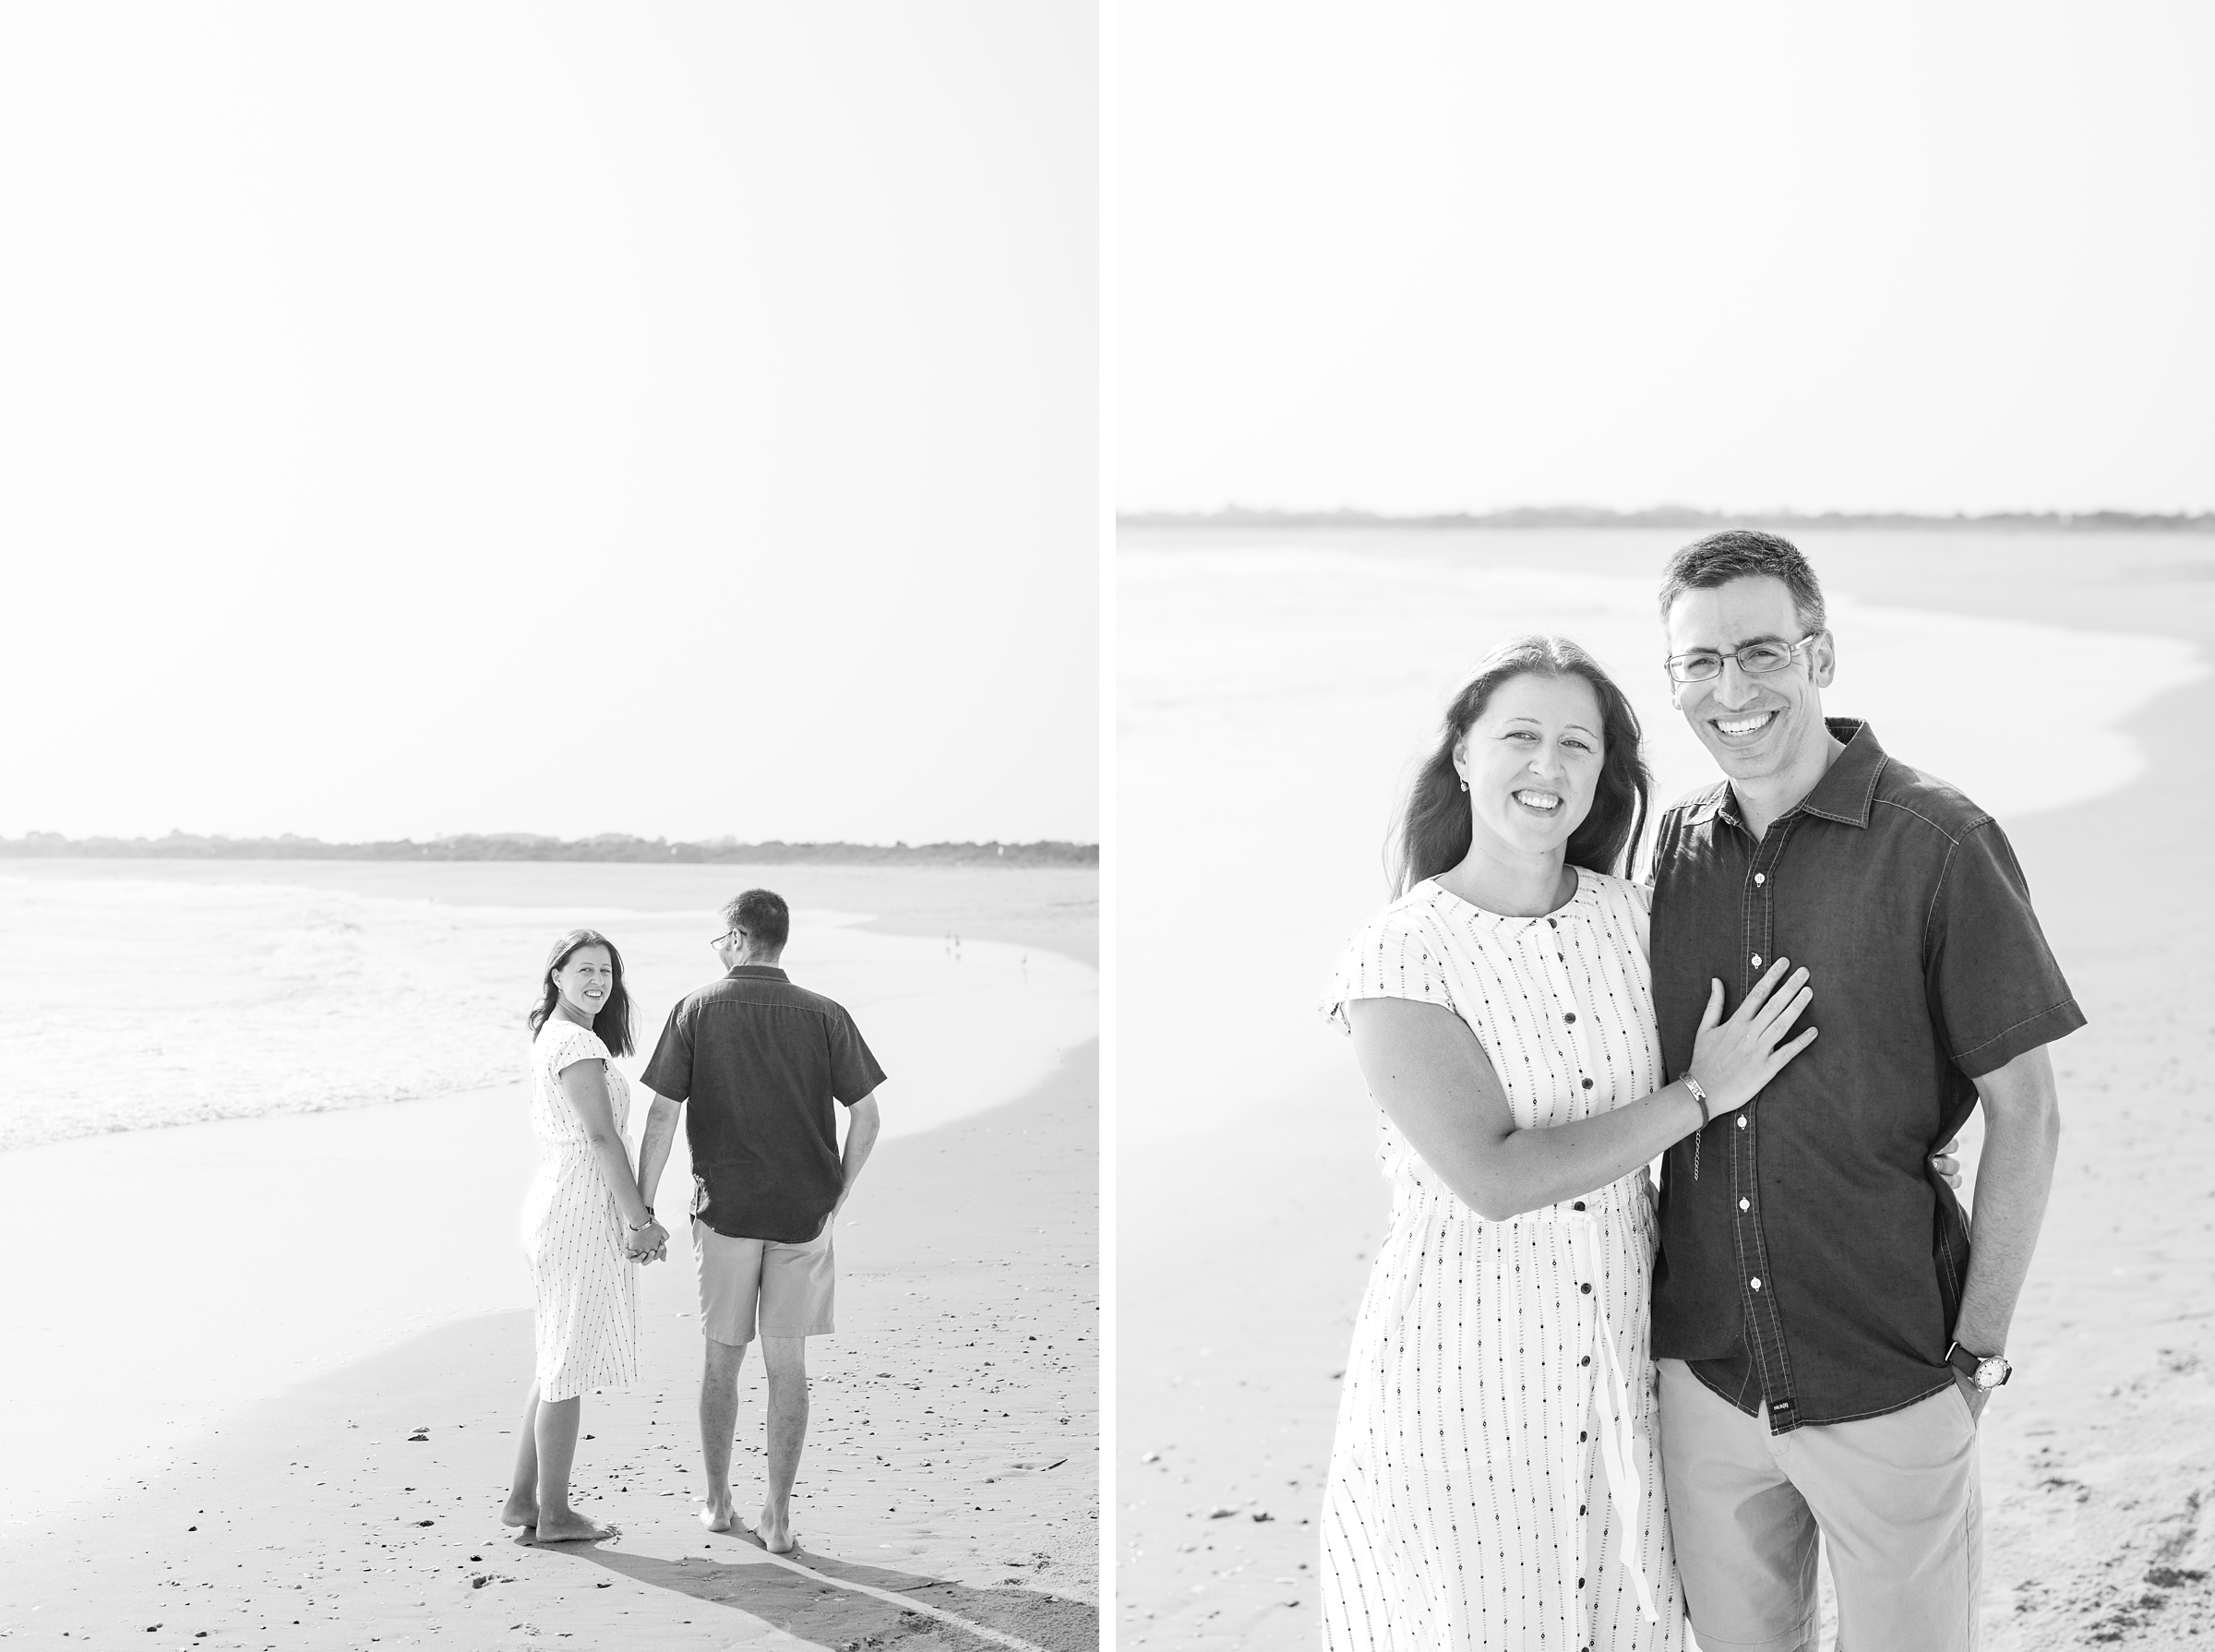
[1665,575,1835,788]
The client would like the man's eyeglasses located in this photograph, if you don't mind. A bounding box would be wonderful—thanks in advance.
[1665,633,1819,685]
[710,929,739,951]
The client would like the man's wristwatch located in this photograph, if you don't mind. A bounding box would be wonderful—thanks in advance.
[1944,1342,2012,1391]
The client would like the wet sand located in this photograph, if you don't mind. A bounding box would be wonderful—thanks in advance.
[1116,533,2215,1649]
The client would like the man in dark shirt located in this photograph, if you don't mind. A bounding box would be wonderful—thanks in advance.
[636,889,885,1553]
[1647,533,2078,1652]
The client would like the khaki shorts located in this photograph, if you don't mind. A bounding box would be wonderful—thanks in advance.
[1658,1358,1982,1652]
[691,1216,836,1345]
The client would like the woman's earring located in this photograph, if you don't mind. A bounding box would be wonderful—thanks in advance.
[1458,777,1468,793]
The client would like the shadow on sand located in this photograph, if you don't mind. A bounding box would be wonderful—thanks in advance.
[558,1533,1098,1652]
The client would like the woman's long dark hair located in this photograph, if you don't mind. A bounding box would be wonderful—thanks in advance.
[526,928,635,1057]
[1387,635,1651,895]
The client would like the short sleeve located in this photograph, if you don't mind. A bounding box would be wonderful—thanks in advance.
[549,1023,611,1076]
[827,1011,888,1105]
[1929,820,2086,1078]
[1319,906,1457,1036]
[640,1002,694,1102]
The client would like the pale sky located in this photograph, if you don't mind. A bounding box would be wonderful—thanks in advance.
[5,4,1096,844]
[1119,2,2215,517]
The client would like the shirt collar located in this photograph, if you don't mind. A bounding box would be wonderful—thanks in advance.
[1681,718,1886,833]
[725,964,791,982]
[1794,718,1886,828]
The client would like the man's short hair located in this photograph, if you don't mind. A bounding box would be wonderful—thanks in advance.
[722,888,791,952]
[1658,530,1828,637]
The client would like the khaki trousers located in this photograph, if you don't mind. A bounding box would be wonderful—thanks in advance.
[1658,1359,1981,1652]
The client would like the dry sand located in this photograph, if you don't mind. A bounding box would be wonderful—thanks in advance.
[0,867,1096,1650]
[1117,533,2215,1650]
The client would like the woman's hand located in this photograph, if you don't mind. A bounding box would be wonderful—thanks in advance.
[1932,1135,1963,1191]
[624,1219,667,1262]
[1686,957,1817,1118]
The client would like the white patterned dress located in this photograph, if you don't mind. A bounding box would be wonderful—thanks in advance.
[520,1018,640,1403]
[1317,869,1685,1652]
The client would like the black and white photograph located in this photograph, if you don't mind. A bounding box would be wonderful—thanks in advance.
[1116,6,2214,1651]
[1,6,1096,1649]
[11,5,2215,1651]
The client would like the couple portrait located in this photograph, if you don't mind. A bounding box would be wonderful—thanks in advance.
[509,889,884,1555]
[1318,531,2077,1652]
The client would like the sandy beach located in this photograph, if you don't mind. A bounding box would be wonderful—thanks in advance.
[1116,529,2215,1649]
[0,862,1097,1650]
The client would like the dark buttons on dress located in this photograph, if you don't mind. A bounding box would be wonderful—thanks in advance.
[1580,1355,1591,1367]
[1581,1077,1593,1090]
[1578,1431,1587,1443]
[1579,1505,1587,1516]
[1579,1282,1592,1294]
[1563,1012,1576,1024]
[1572,1201,1586,1211]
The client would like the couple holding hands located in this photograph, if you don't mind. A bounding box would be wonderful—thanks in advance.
[504,889,884,1553]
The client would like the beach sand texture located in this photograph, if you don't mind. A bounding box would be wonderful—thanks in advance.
[0,864,1096,1649]
[1117,529,2215,1650]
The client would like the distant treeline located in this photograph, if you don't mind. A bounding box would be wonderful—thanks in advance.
[1120,505,2215,533]
[0,832,1097,868]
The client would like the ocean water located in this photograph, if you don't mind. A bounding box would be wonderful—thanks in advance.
[1119,533,2205,1145]
[0,870,1096,1153]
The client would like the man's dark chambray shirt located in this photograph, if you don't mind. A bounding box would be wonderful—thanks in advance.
[641,965,886,1245]
[1649,719,2082,1432]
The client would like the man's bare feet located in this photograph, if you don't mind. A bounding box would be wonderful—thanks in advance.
[698,1500,737,1535]
[755,1500,796,1554]
[529,1510,619,1544]
[498,1494,537,1529]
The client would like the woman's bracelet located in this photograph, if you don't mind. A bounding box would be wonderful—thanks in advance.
[628,1207,657,1232]
[1682,1073,1710,1129]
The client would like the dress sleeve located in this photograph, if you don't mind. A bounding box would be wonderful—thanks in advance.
[1319,906,1456,1036]
[550,1024,612,1076]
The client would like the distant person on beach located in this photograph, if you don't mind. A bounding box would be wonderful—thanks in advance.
[504,929,669,1545]
[634,889,885,1553]
[1646,532,2078,1652]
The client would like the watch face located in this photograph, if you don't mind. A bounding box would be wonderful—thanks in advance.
[1974,1356,2007,1390]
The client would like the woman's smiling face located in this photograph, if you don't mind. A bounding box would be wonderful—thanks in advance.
[1454,671,1606,856]
[552,944,615,1021]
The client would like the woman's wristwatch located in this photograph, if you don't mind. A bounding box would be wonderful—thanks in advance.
[1944,1342,2012,1391]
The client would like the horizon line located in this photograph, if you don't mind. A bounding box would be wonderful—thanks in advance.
[0,830,1098,868]
[1119,504,2215,531]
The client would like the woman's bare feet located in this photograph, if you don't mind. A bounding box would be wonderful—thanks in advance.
[529,1508,618,1544]
[698,1499,738,1535]
[755,1498,796,1554]
[499,1493,537,1529]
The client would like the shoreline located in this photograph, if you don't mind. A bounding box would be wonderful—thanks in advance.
[0,860,1096,1158]
[0,1043,1100,1648]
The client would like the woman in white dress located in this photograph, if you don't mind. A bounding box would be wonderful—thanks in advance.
[1317,637,1821,1652]
[501,928,669,1544]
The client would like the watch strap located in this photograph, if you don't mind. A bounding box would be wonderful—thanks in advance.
[1944,1341,2010,1386]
